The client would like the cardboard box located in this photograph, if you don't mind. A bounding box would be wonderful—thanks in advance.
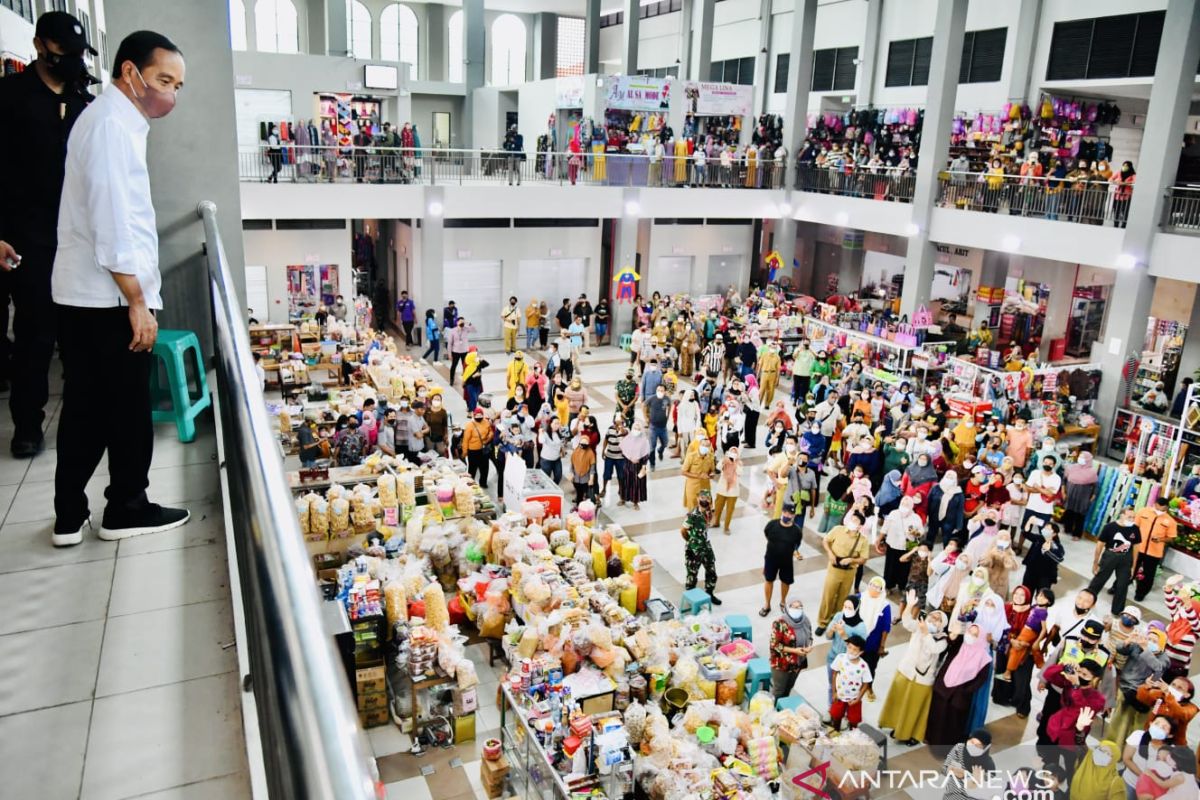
[480,755,509,798]
[356,665,387,695]
[454,712,476,743]
[452,687,478,715]
[357,691,388,712]
[359,707,390,728]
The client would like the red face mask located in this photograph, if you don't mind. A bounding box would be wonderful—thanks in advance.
[128,66,176,119]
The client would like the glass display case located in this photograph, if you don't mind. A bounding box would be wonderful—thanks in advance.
[499,684,573,800]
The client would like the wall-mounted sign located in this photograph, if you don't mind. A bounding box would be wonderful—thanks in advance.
[555,76,584,109]
[605,75,671,112]
[682,81,753,117]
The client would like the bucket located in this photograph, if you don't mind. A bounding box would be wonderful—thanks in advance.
[662,687,690,718]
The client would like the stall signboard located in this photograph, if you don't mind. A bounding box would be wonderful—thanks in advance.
[605,76,671,111]
[555,76,584,109]
[682,81,753,117]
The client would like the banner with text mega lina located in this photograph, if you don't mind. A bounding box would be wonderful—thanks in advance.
[605,76,672,111]
[683,81,753,117]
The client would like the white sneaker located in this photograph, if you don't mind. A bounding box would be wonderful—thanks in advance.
[52,516,91,548]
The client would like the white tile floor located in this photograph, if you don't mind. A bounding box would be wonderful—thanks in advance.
[0,388,249,800]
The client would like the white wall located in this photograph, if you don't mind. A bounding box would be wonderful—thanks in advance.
[0,6,34,63]
[472,86,503,150]
[242,225,354,324]
[442,224,604,319]
[647,222,755,297]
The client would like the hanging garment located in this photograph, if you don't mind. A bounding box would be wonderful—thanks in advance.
[592,142,606,181]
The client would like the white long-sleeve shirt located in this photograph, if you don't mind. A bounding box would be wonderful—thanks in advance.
[54,87,161,310]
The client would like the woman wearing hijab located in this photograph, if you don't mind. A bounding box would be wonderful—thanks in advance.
[992,585,1033,696]
[823,594,868,704]
[857,576,894,700]
[675,388,701,455]
[880,599,949,745]
[880,497,923,591]
[1062,451,1099,539]
[1069,740,1128,800]
[940,728,995,800]
[524,362,549,418]
[965,591,1008,732]
[461,350,488,412]
[874,469,904,516]
[800,422,827,472]
[1026,436,1059,476]
[619,422,650,510]
[962,507,1004,565]
[901,453,938,515]
[926,471,965,547]
[1021,517,1066,592]
[770,598,813,698]
[926,624,995,746]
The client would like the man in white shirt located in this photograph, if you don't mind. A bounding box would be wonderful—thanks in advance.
[51,32,188,547]
[1023,453,1061,529]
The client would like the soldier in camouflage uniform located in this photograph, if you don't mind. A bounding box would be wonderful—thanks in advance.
[683,491,721,604]
[614,368,639,427]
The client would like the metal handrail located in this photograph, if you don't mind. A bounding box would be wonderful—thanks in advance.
[239,143,790,189]
[793,163,917,202]
[197,200,381,800]
[934,169,1132,226]
[1163,185,1200,234]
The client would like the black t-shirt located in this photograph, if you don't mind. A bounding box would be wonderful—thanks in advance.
[826,473,851,502]
[764,519,801,559]
[573,301,593,325]
[556,306,573,329]
[0,68,92,247]
[1098,521,1140,554]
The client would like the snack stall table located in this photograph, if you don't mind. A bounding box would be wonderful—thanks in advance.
[788,315,915,383]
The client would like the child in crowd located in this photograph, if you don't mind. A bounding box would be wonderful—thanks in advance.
[829,634,872,731]
[997,588,1053,681]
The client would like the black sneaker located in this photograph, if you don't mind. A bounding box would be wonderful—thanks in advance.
[99,504,190,541]
[52,515,91,548]
[710,594,722,606]
[11,435,44,459]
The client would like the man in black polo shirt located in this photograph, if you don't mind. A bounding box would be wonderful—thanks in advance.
[0,11,95,457]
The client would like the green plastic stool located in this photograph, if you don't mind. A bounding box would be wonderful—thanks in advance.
[619,333,632,351]
[150,330,212,443]
[725,614,753,642]
[775,696,805,712]
[680,587,713,615]
[744,658,771,700]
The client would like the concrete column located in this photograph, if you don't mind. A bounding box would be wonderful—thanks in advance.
[678,0,693,79]
[782,0,816,161]
[612,188,643,336]
[622,0,639,74]
[855,0,882,106]
[534,13,558,81]
[426,3,446,82]
[327,0,347,57]
[102,0,246,356]
[693,0,715,81]
[1177,286,1200,397]
[1093,0,1200,429]
[306,0,327,55]
[419,189,446,315]
[584,0,601,74]
[899,0,966,316]
[1007,0,1042,103]
[752,0,773,113]
[462,0,485,149]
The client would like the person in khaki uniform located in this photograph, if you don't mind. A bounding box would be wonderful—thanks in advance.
[816,511,871,633]
[681,328,700,376]
[524,299,541,351]
[500,295,521,354]
[757,341,782,406]
[680,437,716,509]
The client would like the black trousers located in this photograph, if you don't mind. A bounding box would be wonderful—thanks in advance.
[1087,550,1133,612]
[55,306,153,526]
[401,320,414,345]
[1,243,58,441]
[466,449,490,488]
[449,351,466,384]
[1135,553,1162,600]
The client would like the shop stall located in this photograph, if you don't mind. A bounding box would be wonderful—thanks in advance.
[1132,316,1187,408]
[786,314,915,383]
[601,75,670,185]
[1108,407,1180,475]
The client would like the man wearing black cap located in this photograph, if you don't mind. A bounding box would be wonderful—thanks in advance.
[0,11,95,457]
[760,501,801,617]
[1037,617,1111,747]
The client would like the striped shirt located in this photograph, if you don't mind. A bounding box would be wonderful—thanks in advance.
[1163,592,1199,672]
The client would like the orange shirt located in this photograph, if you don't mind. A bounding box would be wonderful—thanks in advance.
[1134,507,1178,558]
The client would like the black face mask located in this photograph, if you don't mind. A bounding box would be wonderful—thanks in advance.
[44,51,85,83]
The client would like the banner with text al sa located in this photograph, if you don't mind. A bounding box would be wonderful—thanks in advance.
[683,81,753,117]
[605,75,671,112]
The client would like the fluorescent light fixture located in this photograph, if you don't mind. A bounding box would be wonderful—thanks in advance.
[1116,253,1138,270]
[905,223,920,236]
[835,212,849,226]
[1001,235,1020,251]
[778,202,792,217]
[624,199,641,216]
[427,200,443,217]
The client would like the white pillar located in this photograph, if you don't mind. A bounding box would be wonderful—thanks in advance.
[622,0,640,74]
[899,0,967,316]
[855,0,882,106]
[782,0,817,160]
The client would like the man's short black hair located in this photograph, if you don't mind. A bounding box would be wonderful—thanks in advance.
[112,30,182,77]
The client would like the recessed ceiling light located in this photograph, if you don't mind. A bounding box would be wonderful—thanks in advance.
[1116,253,1138,270]
[905,223,920,236]
[624,200,641,216]
[427,200,443,217]
[778,202,792,217]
